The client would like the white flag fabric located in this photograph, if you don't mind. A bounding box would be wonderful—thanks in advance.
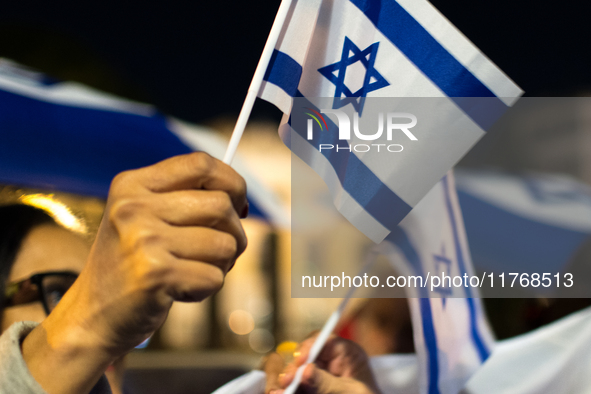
[370,306,591,394]
[211,370,266,394]
[377,171,494,394]
[259,0,522,243]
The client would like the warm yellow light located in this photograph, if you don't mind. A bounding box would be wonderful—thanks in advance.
[19,194,88,234]
[228,310,255,335]
[275,340,298,359]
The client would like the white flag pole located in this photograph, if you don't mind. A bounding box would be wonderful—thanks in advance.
[283,248,380,394]
[223,0,293,165]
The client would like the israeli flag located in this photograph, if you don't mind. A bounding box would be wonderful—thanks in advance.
[370,306,591,394]
[0,59,288,227]
[258,0,522,243]
[455,169,591,277]
[378,171,494,394]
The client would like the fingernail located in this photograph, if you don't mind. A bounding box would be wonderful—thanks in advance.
[279,371,294,385]
[241,202,249,218]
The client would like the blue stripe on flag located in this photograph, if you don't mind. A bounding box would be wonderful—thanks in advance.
[386,228,440,394]
[0,88,270,222]
[420,298,441,394]
[441,175,474,297]
[0,89,192,197]
[290,98,412,231]
[264,50,302,97]
[466,297,489,362]
[349,0,493,97]
[442,175,490,361]
[348,0,508,130]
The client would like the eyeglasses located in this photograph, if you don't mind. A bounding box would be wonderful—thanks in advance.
[3,271,78,315]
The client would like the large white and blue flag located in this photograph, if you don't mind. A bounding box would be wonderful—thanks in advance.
[0,59,288,227]
[378,171,494,394]
[259,0,522,243]
[455,169,591,278]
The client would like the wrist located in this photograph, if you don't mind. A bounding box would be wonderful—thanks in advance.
[21,285,118,394]
[21,323,113,394]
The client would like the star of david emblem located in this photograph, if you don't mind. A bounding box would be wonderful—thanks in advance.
[433,245,453,307]
[318,37,390,115]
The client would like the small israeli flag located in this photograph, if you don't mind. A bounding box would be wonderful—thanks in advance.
[259,0,522,243]
[379,171,494,394]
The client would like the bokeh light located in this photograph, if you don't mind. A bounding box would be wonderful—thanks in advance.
[228,310,255,335]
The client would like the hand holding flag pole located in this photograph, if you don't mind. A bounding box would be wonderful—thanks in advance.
[222,2,375,392]
[222,0,293,165]
[283,248,379,394]
[223,2,383,392]
[222,0,355,390]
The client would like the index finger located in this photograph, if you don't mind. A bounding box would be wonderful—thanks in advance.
[135,152,248,217]
[263,353,285,394]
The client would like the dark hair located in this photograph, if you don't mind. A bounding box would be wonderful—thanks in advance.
[0,204,55,316]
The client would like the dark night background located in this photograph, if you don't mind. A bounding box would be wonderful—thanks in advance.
[0,0,590,124]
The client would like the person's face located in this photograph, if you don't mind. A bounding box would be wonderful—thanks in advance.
[1,223,89,332]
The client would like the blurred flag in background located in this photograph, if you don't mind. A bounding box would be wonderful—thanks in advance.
[0,59,288,227]
[456,169,591,281]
